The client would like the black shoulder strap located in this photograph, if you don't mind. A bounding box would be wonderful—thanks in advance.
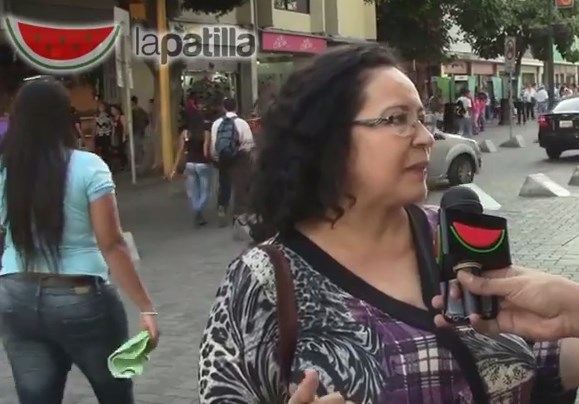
[406,204,490,404]
[406,204,440,306]
[258,244,297,387]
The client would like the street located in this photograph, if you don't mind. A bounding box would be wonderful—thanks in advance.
[2,121,579,403]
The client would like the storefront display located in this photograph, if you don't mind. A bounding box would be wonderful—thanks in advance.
[182,69,237,124]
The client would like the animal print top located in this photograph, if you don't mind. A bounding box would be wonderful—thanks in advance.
[198,205,565,403]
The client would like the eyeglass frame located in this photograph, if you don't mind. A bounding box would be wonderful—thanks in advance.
[351,110,433,138]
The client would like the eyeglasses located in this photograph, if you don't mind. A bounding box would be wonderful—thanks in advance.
[352,112,431,138]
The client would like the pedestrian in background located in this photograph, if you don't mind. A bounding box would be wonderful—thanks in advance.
[473,92,487,133]
[210,98,254,239]
[0,79,159,404]
[110,104,128,171]
[515,89,527,125]
[93,100,113,167]
[523,83,536,120]
[130,96,149,167]
[169,119,212,226]
[70,106,83,148]
[535,85,549,114]
[455,87,473,137]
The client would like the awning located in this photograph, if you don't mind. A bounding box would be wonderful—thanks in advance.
[327,35,376,45]
[259,29,327,54]
[5,0,116,23]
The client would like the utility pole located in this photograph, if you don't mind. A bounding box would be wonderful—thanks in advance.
[157,0,174,177]
[546,0,556,109]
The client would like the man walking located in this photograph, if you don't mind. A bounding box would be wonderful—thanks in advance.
[210,98,254,240]
[131,96,149,167]
[455,88,473,137]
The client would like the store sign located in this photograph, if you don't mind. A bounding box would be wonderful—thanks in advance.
[504,36,516,73]
[261,32,326,54]
[556,0,574,8]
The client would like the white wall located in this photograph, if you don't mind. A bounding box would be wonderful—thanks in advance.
[130,58,155,107]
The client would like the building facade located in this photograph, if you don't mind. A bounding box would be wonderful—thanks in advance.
[253,0,376,114]
[445,24,579,91]
[124,0,377,116]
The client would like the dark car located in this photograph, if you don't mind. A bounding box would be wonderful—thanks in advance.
[538,96,579,159]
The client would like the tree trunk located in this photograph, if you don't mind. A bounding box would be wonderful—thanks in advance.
[141,0,184,174]
[144,60,184,172]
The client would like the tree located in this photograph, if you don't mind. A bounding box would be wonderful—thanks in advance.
[452,0,579,81]
[374,0,456,64]
[180,0,249,16]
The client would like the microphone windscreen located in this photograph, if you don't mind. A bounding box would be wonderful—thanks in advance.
[440,186,482,214]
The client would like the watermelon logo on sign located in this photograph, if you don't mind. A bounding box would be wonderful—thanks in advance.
[4,16,120,73]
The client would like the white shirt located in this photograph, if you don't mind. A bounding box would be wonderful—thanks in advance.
[210,112,254,160]
[535,89,548,103]
[523,88,536,102]
[457,96,472,118]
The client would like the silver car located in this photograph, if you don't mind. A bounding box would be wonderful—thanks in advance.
[421,114,481,187]
[428,130,482,185]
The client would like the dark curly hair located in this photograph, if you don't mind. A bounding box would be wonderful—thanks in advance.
[249,43,399,242]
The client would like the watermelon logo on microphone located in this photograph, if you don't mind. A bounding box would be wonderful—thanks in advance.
[4,16,120,73]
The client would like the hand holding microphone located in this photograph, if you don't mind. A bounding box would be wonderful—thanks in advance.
[432,266,579,341]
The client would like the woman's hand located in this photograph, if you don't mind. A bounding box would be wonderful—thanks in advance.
[432,266,579,341]
[289,370,347,403]
[140,313,160,350]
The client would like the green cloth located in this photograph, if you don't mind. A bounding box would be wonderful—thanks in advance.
[108,331,152,379]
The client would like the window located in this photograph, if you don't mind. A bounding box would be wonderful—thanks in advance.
[274,0,310,13]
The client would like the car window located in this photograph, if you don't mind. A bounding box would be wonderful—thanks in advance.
[552,98,579,113]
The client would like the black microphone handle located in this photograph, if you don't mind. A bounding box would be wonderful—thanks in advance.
[453,261,482,316]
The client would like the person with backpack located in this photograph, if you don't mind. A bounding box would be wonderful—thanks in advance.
[210,98,254,237]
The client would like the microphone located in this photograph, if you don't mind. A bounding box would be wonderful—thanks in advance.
[439,186,496,322]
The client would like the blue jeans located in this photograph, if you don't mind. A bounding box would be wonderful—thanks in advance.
[184,162,211,213]
[457,117,473,137]
[0,275,133,404]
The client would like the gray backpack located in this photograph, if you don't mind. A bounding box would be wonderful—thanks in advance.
[215,116,240,160]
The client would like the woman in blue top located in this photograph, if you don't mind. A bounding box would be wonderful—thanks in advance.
[0,79,159,404]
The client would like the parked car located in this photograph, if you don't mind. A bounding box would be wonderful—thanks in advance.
[425,114,482,185]
[538,95,579,160]
[428,130,482,185]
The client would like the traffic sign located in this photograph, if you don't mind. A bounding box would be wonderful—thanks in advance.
[556,0,574,8]
[504,36,516,73]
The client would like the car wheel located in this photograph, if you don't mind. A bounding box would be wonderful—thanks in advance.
[447,155,475,185]
[546,148,562,160]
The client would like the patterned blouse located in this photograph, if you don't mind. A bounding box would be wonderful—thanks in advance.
[198,205,565,403]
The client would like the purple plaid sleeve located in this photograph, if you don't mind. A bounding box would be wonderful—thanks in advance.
[533,340,564,393]
[421,204,439,234]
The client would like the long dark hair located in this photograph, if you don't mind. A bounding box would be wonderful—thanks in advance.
[249,44,399,242]
[0,79,76,271]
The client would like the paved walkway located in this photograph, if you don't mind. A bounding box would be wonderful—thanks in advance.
[1,121,579,403]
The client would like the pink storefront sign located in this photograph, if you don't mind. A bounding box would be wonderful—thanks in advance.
[261,32,327,54]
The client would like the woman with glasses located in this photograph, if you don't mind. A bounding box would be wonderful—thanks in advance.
[198,44,579,403]
[0,79,159,404]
